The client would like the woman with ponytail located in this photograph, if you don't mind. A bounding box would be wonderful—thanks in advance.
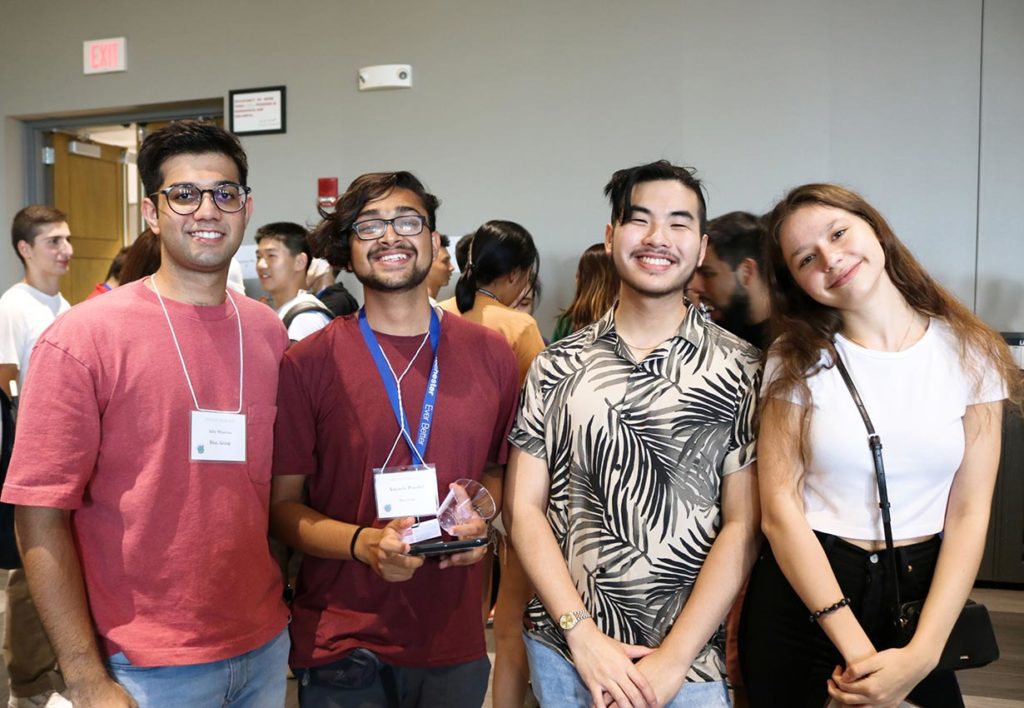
[440,219,544,708]
[441,220,544,384]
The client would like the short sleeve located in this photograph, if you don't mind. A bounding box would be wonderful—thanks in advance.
[1,340,101,508]
[513,322,546,386]
[967,344,1009,405]
[722,361,761,476]
[287,311,331,342]
[508,355,547,461]
[487,339,521,466]
[271,353,319,477]
[0,303,24,367]
[760,351,807,404]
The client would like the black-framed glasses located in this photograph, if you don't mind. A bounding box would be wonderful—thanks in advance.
[351,214,427,241]
[150,183,251,215]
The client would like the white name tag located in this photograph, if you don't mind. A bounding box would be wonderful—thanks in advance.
[373,464,439,519]
[403,518,442,544]
[190,411,247,463]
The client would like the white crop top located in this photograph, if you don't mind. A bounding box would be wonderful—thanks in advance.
[763,319,1006,541]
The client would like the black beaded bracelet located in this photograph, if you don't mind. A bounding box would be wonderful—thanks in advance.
[809,597,851,623]
[350,526,368,563]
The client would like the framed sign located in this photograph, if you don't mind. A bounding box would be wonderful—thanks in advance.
[229,86,286,136]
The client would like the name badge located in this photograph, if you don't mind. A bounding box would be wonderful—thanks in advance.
[404,518,442,544]
[373,464,439,519]
[190,411,247,463]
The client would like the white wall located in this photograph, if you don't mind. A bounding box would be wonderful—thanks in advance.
[0,0,1019,333]
[977,0,1024,332]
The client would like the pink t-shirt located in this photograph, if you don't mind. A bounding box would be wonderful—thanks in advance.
[273,311,520,668]
[1,279,290,666]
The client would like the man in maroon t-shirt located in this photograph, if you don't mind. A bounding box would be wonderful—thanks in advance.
[270,171,519,708]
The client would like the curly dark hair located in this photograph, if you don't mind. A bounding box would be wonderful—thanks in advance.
[309,172,439,270]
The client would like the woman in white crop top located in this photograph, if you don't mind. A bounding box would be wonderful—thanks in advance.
[738,183,1022,708]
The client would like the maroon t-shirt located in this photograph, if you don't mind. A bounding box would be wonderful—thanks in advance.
[273,311,519,668]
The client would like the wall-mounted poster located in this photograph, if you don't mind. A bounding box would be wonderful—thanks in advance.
[229,86,286,136]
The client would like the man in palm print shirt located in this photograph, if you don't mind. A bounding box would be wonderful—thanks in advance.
[507,160,762,708]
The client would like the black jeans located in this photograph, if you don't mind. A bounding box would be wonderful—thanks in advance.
[739,533,963,708]
[296,649,490,708]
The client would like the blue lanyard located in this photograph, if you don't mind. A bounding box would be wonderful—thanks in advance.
[358,308,441,461]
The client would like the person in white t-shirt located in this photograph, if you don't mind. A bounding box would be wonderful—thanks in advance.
[0,206,73,399]
[255,222,333,342]
[739,183,1022,708]
[1,205,73,707]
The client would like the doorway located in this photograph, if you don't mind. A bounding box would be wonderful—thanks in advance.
[23,100,223,304]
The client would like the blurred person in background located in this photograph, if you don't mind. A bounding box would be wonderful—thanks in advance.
[550,243,619,343]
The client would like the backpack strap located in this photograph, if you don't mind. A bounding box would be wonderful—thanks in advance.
[282,301,335,330]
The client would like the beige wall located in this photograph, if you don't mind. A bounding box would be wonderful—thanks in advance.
[0,0,1020,332]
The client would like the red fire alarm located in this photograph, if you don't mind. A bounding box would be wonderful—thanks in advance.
[318,178,339,211]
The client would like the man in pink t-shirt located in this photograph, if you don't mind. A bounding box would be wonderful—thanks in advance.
[1,122,291,707]
[270,171,519,708]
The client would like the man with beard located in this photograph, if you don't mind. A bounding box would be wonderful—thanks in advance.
[506,161,761,707]
[269,171,519,708]
[689,211,771,349]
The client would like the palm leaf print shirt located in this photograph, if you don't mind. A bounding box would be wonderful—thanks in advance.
[510,304,761,682]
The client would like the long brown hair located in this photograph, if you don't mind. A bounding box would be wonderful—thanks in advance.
[561,244,619,334]
[119,229,161,285]
[764,183,1023,416]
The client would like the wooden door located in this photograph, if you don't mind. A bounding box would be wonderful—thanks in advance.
[51,132,127,304]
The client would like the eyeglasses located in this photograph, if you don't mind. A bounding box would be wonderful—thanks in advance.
[351,214,427,241]
[150,183,251,215]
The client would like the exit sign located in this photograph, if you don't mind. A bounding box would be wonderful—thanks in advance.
[83,37,127,75]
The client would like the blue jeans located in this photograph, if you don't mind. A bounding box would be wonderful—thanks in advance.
[106,628,289,707]
[523,632,730,707]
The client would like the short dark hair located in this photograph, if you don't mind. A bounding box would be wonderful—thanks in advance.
[309,171,439,270]
[603,160,708,235]
[137,121,249,197]
[255,222,311,267]
[11,205,67,266]
[438,233,450,249]
[706,211,767,273]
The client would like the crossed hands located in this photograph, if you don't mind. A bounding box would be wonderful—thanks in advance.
[358,515,489,582]
[826,646,934,707]
[567,623,688,708]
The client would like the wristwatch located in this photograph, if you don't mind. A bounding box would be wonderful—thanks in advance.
[558,610,592,632]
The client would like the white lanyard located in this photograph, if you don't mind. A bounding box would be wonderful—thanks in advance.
[379,330,431,468]
[151,277,244,414]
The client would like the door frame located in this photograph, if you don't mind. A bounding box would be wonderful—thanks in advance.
[24,99,224,209]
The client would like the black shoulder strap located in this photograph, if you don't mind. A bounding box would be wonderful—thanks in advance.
[282,300,335,330]
[0,388,20,568]
[833,349,903,614]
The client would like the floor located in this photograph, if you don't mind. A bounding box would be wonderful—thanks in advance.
[0,573,1019,706]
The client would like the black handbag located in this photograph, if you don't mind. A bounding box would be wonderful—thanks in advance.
[833,351,999,672]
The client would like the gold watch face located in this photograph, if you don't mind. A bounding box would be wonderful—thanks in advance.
[559,613,575,630]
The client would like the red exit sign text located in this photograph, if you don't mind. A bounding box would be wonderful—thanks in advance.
[83,37,127,75]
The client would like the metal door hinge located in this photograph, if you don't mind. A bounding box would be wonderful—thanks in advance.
[41,147,55,165]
